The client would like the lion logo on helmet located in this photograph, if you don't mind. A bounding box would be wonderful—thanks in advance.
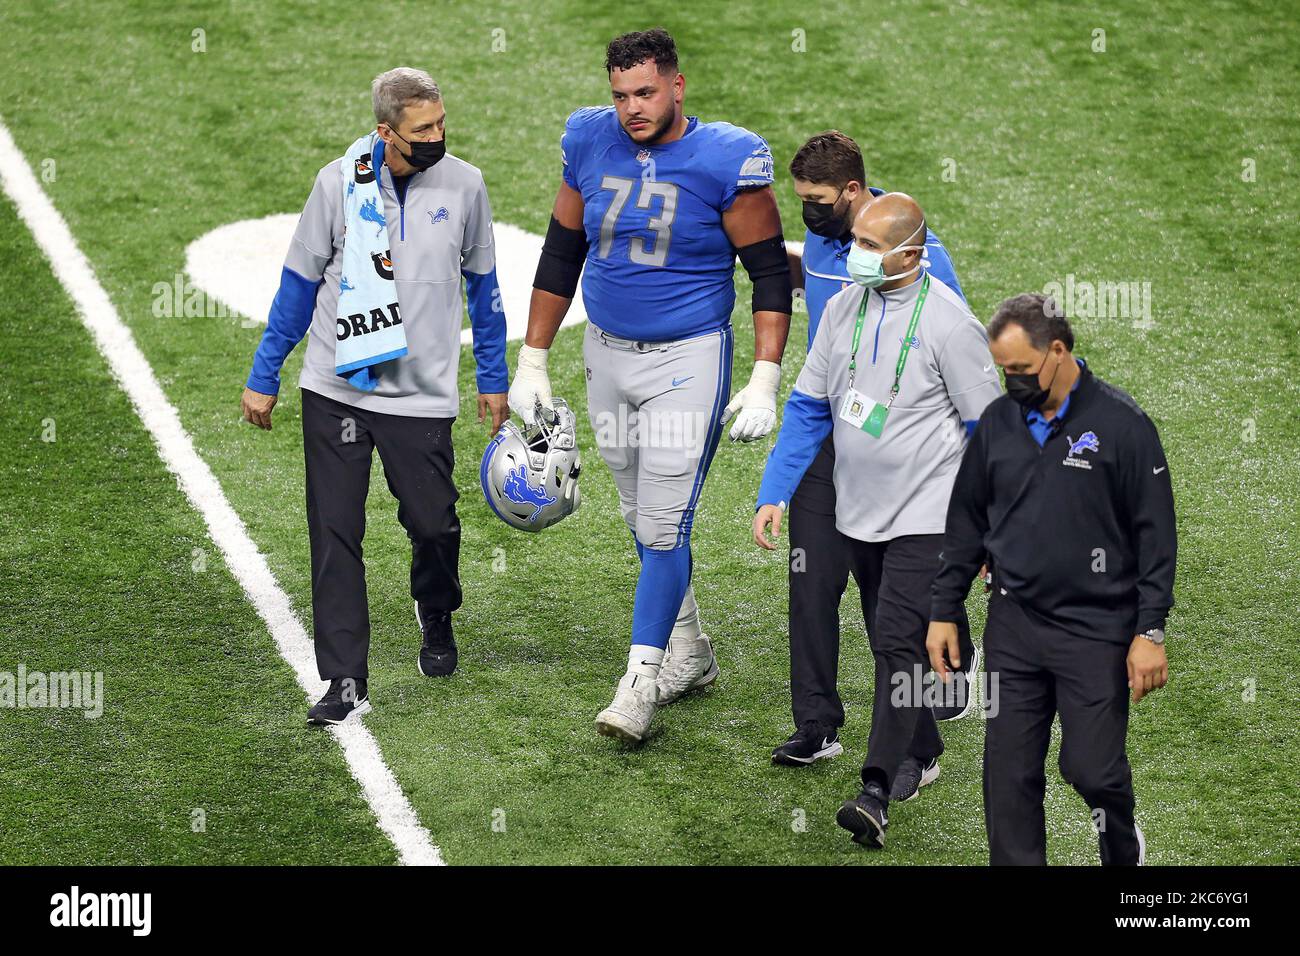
[502,464,557,522]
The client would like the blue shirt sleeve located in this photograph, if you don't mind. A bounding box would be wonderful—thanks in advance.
[716,126,775,211]
[756,389,834,509]
[560,107,605,193]
[245,266,320,395]
[923,232,965,305]
[464,267,508,393]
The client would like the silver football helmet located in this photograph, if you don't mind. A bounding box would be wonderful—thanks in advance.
[481,398,581,532]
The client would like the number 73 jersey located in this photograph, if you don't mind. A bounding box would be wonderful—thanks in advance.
[560,106,774,342]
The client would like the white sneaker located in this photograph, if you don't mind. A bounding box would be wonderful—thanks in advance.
[1136,824,1146,865]
[655,634,719,704]
[595,672,658,743]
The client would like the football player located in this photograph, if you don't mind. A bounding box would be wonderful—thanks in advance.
[507,28,792,743]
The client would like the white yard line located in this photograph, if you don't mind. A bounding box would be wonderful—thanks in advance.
[0,118,442,867]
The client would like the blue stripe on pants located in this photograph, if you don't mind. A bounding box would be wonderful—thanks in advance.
[675,326,733,548]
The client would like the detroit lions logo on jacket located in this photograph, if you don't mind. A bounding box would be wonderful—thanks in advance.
[1063,430,1101,469]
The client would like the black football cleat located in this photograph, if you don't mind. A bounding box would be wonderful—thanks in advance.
[307,678,371,726]
[416,602,458,677]
[890,755,941,802]
[836,781,889,848]
[772,724,844,766]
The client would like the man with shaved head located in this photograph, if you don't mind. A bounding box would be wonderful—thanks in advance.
[754,192,1002,848]
[774,133,975,776]
[874,195,920,236]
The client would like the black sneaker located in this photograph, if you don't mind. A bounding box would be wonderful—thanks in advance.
[933,645,981,721]
[771,724,844,767]
[890,755,941,802]
[307,678,371,726]
[836,781,889,848]
[416,602,458,677]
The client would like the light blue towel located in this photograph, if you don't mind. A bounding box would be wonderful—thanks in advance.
[336,133,407,391]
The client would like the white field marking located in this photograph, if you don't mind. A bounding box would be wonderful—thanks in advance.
[185,215,590,341]
[185,215,802,337]
[0,119,442,867]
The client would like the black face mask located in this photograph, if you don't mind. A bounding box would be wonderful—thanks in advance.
[801,188,850,239]
[390,129,446,170]
[1005,350,1060,410]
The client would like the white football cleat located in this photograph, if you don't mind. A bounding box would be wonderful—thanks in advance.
[595,672,658,743]
[656,634,718,704]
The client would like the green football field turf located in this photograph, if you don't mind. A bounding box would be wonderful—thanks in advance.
[1,0,1296,865]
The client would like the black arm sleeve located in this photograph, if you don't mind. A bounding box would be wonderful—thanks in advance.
[736,235,793,315]
[533,216,588,299]
[1126,414,1177,632]
[931,417,992,621]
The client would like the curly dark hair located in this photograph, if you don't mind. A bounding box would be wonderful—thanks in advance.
[605,28,679,74]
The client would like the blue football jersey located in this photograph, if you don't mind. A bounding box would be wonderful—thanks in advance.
[561,106,774,341]
[802,186,965,352]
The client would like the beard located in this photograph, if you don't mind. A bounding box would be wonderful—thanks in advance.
[628,102,677,144]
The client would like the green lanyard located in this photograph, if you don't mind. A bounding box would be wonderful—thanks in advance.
[848,273,930,405]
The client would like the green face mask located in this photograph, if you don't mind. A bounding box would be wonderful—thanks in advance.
[846,222,925,288]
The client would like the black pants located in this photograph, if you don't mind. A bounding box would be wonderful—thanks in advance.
[787,437,854,728]
[302,388,462,680]
[846,533,965,795]
[787,437,974,730]
[983,588,1139,865]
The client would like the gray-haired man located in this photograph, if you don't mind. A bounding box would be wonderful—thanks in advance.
[241,67,508,725]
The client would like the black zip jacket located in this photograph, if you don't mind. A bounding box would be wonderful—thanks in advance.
[932,364,1176,643]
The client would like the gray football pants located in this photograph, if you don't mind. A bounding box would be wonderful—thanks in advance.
[582,321,734,637]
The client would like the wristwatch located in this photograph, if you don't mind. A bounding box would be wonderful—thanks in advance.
[1138,627,1166,645]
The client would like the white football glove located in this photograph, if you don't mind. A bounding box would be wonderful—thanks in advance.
[507,344,554,426]
[720,360,781,442]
